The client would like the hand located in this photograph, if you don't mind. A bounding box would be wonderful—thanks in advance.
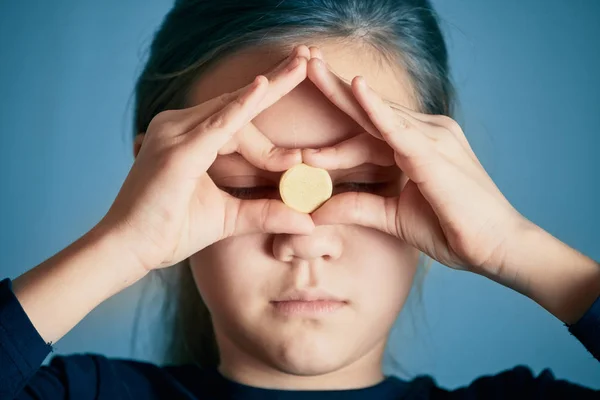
[98,46,315,272]
[303,51,528,273]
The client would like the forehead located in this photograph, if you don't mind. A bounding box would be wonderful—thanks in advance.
[186,41,417,148]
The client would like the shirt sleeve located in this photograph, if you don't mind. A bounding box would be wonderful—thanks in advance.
[566,293,600,362]
[0,277,179,400]
[430,365,599,399]
[430,295,600,398]
[0,277,138,400]
[2,274,599,399]
[0,278,57,399]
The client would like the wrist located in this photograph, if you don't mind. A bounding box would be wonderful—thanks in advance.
[84,222,150,289]
[11,223,149,344]
[479,219,600,324]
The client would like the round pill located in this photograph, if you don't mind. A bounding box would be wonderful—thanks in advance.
[279,163,333,213]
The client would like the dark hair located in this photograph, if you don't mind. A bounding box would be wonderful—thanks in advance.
[133,0,453,369]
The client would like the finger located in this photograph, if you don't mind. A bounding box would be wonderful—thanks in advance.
[307,58,382,139]
[188,54,309,162]
[196,52,306,126]
[181,75,269,172]
[301,132,395,169]
[213,46,311,171]
[308,45,324,59]
[385,104,481,165]
[225,196,315,237]
[351,76,434,172]
[197,44,305,111]
[261,44,309,80]
[180,56,307,174]
[150,46,308,138]
[310,191,401,238]
[255,54,308,113]
[215,53,309,171]
[219,122,302,171]
[295,44,312,60]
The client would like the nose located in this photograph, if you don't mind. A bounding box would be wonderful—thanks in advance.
[272,228,343,263]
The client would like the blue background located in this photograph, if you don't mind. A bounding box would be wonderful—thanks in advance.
[1,0,598,390]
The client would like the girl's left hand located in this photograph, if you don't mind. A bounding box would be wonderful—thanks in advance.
[303,52,532,274]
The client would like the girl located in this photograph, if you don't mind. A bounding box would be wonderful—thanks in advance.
[2,0,599,398]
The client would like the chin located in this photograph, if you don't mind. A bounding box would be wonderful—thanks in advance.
[272,353,346,377]
[265,333,350,376]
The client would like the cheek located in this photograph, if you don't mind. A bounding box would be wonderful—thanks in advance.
[189,235,275,315]
[190,227,419,305]
[189,226,419,329]
[343,227,419,315]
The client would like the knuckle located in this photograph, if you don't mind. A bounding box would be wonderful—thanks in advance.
[218,92,234,106]
[260,200,273,232]
[150,110,182,135]
[159,120,182,136]
[203,113,228,131]
[438,115,463,134]
[432,125,465,157]
[330,145,340,158]
[232,92,248,108]
[350,192,363,221]
[165,134,188,158]
[258,147,274,169]
[394,115,411,130]
[428,125,449,143]
[153,109,175,122]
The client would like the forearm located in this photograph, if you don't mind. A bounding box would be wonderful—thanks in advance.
[480,221,600,325]
[11,224,148,344]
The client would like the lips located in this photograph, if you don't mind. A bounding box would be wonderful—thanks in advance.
[271,288,346,303]
[270,289,348,316]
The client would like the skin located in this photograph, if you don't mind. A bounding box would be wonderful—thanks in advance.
[10,41,597,396]
[187,41,421,390]
[181,41,600,390]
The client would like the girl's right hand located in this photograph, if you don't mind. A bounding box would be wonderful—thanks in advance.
[97,46,315,272]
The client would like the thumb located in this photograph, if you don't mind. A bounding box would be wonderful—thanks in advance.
[310,192,401,238]
[224,197,315,237]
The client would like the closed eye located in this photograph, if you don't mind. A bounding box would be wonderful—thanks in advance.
[221,182,390,200]
[332,182,388,195]
[220,186,277,200]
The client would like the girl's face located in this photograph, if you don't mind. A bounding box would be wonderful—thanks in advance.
[187,42,421,388]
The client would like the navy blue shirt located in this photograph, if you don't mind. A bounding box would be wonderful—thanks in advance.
[1,277,598,399]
